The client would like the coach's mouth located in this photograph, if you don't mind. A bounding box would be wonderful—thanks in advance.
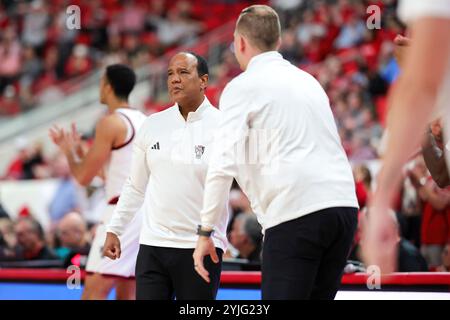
[170,86,183,94]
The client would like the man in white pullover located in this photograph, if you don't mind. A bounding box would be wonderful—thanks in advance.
[193,5,359,300]
[103,52,229,300]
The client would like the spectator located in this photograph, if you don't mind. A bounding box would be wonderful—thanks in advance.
[156,5,203,47]
[422,118,450,188]
[0,27,21,94]
[64,44,93,78]
[279,29,302,64]
[436,243,450,272]
[0,84,20,115]
[357,210,428,272]
[0,218,18,261]
[227,187,252,234]
[0,202,9,219]
[13,216,58,260]
[229,213,263,263]
[408,159,450,268]
[48,153,85,223]
[55,212,91,261]
[397,158,424,247]
[21,0,49,50]
[295,9,326,46]
[334,12,366,49]
[115,0,146,34]
[354,164,372,208]
[3,138,31,180]
[19,45,42,110]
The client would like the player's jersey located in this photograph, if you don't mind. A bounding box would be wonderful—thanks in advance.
[104,108,146,211]
[86,108,146,278]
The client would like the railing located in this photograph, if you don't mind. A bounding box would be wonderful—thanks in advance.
[1,268,449,286]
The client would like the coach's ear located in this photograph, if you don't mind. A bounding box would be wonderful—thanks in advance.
[275,37,282,51]
[239,34,246,53]
[200,74,209,91]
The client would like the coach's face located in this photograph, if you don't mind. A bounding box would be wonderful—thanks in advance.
[167,53,207,106]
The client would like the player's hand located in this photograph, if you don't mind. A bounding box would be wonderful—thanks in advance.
[49,125,76,155]
[193,236,219,283]
[49,125,65,147]
[103,232,121,260]
[70,122,85,158]
[361,194,398,274]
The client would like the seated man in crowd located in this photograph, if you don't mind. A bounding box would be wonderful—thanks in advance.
[0,217,17,260]
[229,213,263,263]
[12,216,58,261]
[355,210,428,272]
[55,212,91,264]
[436,243,450,272]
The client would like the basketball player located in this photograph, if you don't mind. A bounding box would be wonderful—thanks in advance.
[363,0,450,273]
[49,64,146,299]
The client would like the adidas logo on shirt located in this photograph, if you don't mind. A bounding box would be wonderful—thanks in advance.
[151,142,160,150]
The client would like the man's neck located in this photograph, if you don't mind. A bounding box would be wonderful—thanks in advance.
[178,95,205,120]
[107,99,129,113]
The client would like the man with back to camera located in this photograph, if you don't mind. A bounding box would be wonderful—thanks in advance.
[49,64,146,300]
[193,5,359,300]
[103,52,229,300]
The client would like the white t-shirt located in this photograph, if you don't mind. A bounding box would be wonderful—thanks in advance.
[107,97,229,251]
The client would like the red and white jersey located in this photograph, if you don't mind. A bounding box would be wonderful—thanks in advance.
[105,108,146,206]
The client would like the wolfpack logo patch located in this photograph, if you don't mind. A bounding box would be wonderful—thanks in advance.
[194,145,205,159]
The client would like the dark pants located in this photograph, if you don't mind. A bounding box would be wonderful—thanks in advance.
[262,207,358,300]
[135,245,223,300]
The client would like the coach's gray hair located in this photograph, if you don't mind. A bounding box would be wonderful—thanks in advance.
[236,213,263,246]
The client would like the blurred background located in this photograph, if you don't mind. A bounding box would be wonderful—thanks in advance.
[0,0,449,293]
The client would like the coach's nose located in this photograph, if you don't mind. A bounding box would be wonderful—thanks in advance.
[170,72,181,84]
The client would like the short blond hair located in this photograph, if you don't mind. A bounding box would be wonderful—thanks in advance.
[236,5,281,52]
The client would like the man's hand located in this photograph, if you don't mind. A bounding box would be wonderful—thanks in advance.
[192,236,219,283]
[361,195,398,274]
[103,232,121,260]
[70,122,85,158]
[49,125,77,156]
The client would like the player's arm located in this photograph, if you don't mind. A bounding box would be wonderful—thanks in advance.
[363,18,450,273]
[376,18,450,202]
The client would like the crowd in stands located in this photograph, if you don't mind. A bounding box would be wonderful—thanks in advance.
[0,0,256,115]
[1,0,449,272]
